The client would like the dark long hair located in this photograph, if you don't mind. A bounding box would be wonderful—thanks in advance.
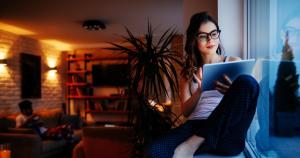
[182,12,225,79]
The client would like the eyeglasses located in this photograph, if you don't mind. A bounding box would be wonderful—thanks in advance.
[195,29,221,42]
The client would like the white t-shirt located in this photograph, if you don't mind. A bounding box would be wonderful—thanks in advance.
[187,72,224,120]
[15,114,48,134]
[187,89,223,120]
[15,114,28,128]
[187,57,231,120]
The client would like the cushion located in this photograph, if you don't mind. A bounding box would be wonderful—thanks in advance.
[82,126,133,158]
[42,139,66,153]
[60,115,83,129]
[38,109,62,128]
[7,128,35,134]
[0,117,16,132]
[0,108,63,131]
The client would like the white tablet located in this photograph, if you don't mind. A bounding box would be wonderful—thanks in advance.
[201,59,256,91]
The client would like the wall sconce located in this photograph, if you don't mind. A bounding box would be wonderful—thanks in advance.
[49,66,58,72]
[47,66,58,79]
[0,59,7,65]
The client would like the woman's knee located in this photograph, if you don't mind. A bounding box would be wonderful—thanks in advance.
[235,75,258,86]
[233,75,259,95]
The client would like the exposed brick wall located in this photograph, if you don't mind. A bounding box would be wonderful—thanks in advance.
[0,30,64,116]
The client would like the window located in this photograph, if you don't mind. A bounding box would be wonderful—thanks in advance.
[246,0,300,157]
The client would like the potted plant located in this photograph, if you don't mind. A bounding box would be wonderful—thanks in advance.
[107,23,183,157]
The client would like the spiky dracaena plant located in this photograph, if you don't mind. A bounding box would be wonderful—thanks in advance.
[107,23,182,157]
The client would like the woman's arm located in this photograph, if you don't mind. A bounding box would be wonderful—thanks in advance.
[180,68,203,117]
[214,56,242,94]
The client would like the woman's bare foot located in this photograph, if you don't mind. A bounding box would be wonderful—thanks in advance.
[172,135,205,158]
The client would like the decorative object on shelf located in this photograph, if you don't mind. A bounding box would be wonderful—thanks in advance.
[108,23,183,157]
[82,20,106,31]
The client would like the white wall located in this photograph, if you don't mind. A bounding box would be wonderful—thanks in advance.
[218,0,245,58]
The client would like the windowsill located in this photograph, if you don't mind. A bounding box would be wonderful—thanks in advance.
[194,152,245,158]
[244,141,259,158]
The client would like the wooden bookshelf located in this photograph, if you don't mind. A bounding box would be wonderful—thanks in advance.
[85,110,129,114]
[66,53,130,124]
[66,56,128,61]
[66,82,88,86]
[67,95,128,99]
[67,70,91,74]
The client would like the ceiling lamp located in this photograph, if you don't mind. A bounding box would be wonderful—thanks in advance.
[82,20,106,31]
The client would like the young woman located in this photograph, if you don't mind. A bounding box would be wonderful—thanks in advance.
[148,12,259,158]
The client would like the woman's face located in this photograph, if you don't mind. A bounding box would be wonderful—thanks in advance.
[196,21,220,56]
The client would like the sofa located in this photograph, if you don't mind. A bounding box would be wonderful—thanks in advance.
[73,126,134,158]
[0,108,82,158]
[73,126,245,158]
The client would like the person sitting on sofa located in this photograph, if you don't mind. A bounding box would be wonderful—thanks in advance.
[16,100,74,141]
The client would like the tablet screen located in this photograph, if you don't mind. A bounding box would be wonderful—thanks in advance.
[201,59,255,91]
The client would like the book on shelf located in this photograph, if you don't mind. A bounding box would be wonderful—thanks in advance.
[70,74,86,96]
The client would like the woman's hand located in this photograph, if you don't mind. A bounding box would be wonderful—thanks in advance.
[180,67,203,117]
[215,74,232,94]
[193,67,203,91]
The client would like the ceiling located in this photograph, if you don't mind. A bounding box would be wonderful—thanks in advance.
[0,0,183,50]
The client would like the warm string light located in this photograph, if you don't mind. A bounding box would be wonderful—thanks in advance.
[148,99,165,112]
